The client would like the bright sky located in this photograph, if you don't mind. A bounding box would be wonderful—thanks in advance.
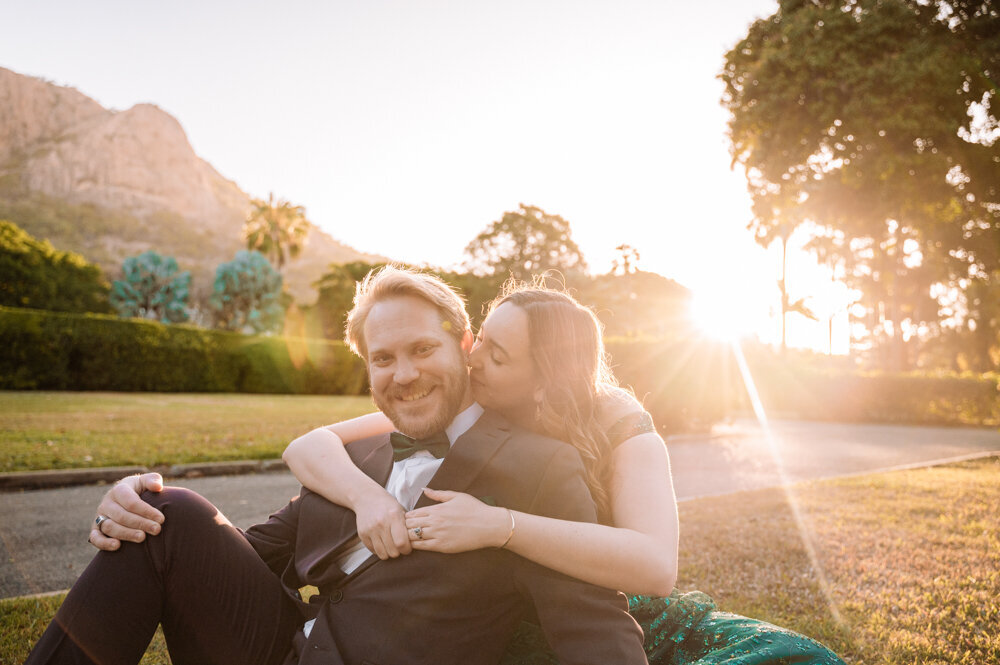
[1,0,852,352]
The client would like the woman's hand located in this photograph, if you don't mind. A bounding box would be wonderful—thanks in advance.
[404,489,510,553]
[352,486,412,559]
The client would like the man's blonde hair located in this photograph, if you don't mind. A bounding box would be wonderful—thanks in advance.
[345,265,471,358]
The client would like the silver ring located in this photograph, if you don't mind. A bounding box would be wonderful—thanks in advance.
[95,515,110,532]
[413,526,423,540]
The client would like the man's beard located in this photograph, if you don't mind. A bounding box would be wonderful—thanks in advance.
[374,367,469,439]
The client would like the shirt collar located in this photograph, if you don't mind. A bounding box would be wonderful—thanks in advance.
[445,402,484,445]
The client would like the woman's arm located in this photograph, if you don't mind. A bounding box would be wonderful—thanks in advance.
[513,432,678,595]
[407,433,678,595]
[282,412,412,559]
[409,388,678,594]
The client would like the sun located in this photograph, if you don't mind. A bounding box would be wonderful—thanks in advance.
[690,287,768,343]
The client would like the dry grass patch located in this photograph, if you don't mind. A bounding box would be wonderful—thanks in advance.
[677,456,1000,664]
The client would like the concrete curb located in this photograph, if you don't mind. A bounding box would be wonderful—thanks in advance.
[0,459,289,492]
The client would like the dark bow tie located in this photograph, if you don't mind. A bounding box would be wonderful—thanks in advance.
[390,431,450,462]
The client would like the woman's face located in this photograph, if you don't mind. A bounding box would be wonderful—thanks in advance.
[468,302,539,426]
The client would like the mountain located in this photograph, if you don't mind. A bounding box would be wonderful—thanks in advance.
[0,66,383,304]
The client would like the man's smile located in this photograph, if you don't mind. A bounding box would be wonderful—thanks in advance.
[397,386,435,402]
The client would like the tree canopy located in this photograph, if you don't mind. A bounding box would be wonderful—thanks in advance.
[0,220,111,314]
[721,0,1000,369]
[210,250,285,333]
[309,261,385,339]
[243,193,311,272]
[463,204,587,282]
[110,251,191,323]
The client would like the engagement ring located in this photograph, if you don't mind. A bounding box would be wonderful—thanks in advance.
[413,527,423,540]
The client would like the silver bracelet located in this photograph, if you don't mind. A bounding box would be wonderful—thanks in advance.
[500,508,515,549]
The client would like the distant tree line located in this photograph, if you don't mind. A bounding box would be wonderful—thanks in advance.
[0,200,692,342]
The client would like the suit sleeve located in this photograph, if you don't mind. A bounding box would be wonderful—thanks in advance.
[515,442,648,664]
[242,495,301,578]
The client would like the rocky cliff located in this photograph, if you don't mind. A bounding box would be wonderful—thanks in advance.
[0,67,381,304]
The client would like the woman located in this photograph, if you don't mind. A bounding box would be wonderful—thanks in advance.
[284,282,844,665]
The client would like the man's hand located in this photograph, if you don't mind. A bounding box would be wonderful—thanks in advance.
[89,473,165,551]
[352,486,412,559]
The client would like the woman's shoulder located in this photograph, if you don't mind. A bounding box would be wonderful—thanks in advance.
[596,386,657,448]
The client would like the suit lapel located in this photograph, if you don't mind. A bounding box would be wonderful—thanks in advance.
[415,409,512,509]
[347,434,394,486]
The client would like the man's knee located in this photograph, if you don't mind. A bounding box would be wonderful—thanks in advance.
[141,487,230,530]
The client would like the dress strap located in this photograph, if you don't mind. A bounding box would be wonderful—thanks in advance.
[606,411,656,448]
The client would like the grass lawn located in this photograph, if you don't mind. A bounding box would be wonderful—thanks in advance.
[0,391,376,472]
[3,456,997,664]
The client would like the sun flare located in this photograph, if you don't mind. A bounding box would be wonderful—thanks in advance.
[690,289,758,342]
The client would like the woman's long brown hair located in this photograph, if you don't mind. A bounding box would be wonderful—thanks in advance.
[488,280,616,521]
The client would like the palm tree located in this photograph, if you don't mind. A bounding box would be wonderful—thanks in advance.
[243,193,311,272]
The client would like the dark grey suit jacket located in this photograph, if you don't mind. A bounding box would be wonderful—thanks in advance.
[244,409,646,665]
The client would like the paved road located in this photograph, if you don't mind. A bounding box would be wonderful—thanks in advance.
[2,418,998,599]
[667,417,1000,499]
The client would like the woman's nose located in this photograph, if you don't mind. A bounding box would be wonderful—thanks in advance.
[468,342,484,368]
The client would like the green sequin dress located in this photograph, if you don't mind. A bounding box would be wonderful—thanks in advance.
[499,413,845,665]
[501,591,843,664]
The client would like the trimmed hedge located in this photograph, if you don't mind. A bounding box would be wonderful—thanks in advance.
[0,307,367,395]
[606,337,1000,432]
[744,361,1000,427]
[3,307,997,429]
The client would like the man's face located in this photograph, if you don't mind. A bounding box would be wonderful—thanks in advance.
[363,295,472,438]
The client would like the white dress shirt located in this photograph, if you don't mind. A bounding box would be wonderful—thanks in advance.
[334,402,484,574]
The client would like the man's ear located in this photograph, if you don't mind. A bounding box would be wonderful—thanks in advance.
[460,328,475,354]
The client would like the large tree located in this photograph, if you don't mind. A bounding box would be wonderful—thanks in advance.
[0,220,111,314]
[243,193,311,273]
[721,0,1000,369]
[463,204,588,282]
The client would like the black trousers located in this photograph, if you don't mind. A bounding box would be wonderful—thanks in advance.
[26,488,303,665]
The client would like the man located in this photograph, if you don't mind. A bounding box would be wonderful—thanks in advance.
[28,266,647,665]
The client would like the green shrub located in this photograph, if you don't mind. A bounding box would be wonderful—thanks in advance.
[0,307,367,394]
[0,220,112,314]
